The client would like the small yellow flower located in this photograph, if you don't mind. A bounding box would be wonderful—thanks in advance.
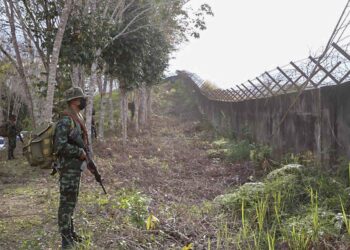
[182,243,194,250]
[146,213,159,230]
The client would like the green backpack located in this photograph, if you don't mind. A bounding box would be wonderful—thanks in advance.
[23,119,74,169]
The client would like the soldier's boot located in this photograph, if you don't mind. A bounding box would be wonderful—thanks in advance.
[70,218,84,243]
[61,230,75,249]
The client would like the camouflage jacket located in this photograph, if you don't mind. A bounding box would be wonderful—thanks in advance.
[54,111,85,170]
[7,121,17,139]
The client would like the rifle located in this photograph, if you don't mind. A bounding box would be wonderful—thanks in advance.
[84,147,107,194]
[68,126,107,194]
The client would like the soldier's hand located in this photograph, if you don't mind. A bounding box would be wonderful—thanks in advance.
[79,151,87,161]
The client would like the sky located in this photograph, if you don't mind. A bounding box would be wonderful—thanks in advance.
[168,0,347,89]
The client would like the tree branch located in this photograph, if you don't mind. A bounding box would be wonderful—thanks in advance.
[105,6,152,49]
[0,43,19,71]
[117,23,151,38]
[2,0,35,124]
[110,0,125,21]
[102,0,113,18]
[113,0,135,22]
[21,0,45,37]
[13,1,48,70]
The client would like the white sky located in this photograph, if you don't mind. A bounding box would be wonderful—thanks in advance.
[169,0,347,89]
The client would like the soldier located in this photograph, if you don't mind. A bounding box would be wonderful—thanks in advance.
[7,114,18,160]
[54,87,89,249]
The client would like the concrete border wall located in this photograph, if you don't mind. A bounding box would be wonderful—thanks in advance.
[180,75,350,163]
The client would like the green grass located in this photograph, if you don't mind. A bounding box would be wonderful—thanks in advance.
[207,138,274,172]
[212,151,350,249]
[209,137,350,247]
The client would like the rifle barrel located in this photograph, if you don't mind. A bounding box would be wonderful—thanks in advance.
[100,182,107,195]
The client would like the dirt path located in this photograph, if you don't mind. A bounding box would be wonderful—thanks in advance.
[0,84,252,249]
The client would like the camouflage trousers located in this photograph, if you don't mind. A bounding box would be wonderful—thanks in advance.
[8,137,16,160]
[58,166,82,235]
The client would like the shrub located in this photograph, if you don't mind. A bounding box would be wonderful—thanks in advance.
[206,148,228,159]
[250,144,273,171]
[226,140,252,162]
[212,138,230,149]
[282,209,337,249]
[116,189,150,228]
[214,182,265,212]
[266,164,304,181]
[265,173,305,214]
[303,172,348,209]
[281,151,315,167]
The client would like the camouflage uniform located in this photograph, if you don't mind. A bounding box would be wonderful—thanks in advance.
[7,120,17,160]
[54,87,87,248]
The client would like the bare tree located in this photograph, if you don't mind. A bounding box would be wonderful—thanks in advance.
[1,0,35,125]
[2,73,26,121]
[43,0,73,122]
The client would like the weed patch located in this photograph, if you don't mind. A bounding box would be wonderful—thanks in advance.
[213,162,350,249]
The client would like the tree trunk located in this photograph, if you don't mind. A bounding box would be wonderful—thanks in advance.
[4,0,35,126]
[72,64,81,87]
[0,107,3,124]
[96,71,103,94]
[108,79,116,130]
[13,95,22,117]
[86,58,99,146]
[21,25,34,63]
[0,83,4,124]
[98,75,108,139]
[120,87,128,145]
[44,0,73,123]
[146,86,152,125]
[134,89,140,133]
[139,83,147,127]
[79,66,85,89]
[123,90,128,143]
